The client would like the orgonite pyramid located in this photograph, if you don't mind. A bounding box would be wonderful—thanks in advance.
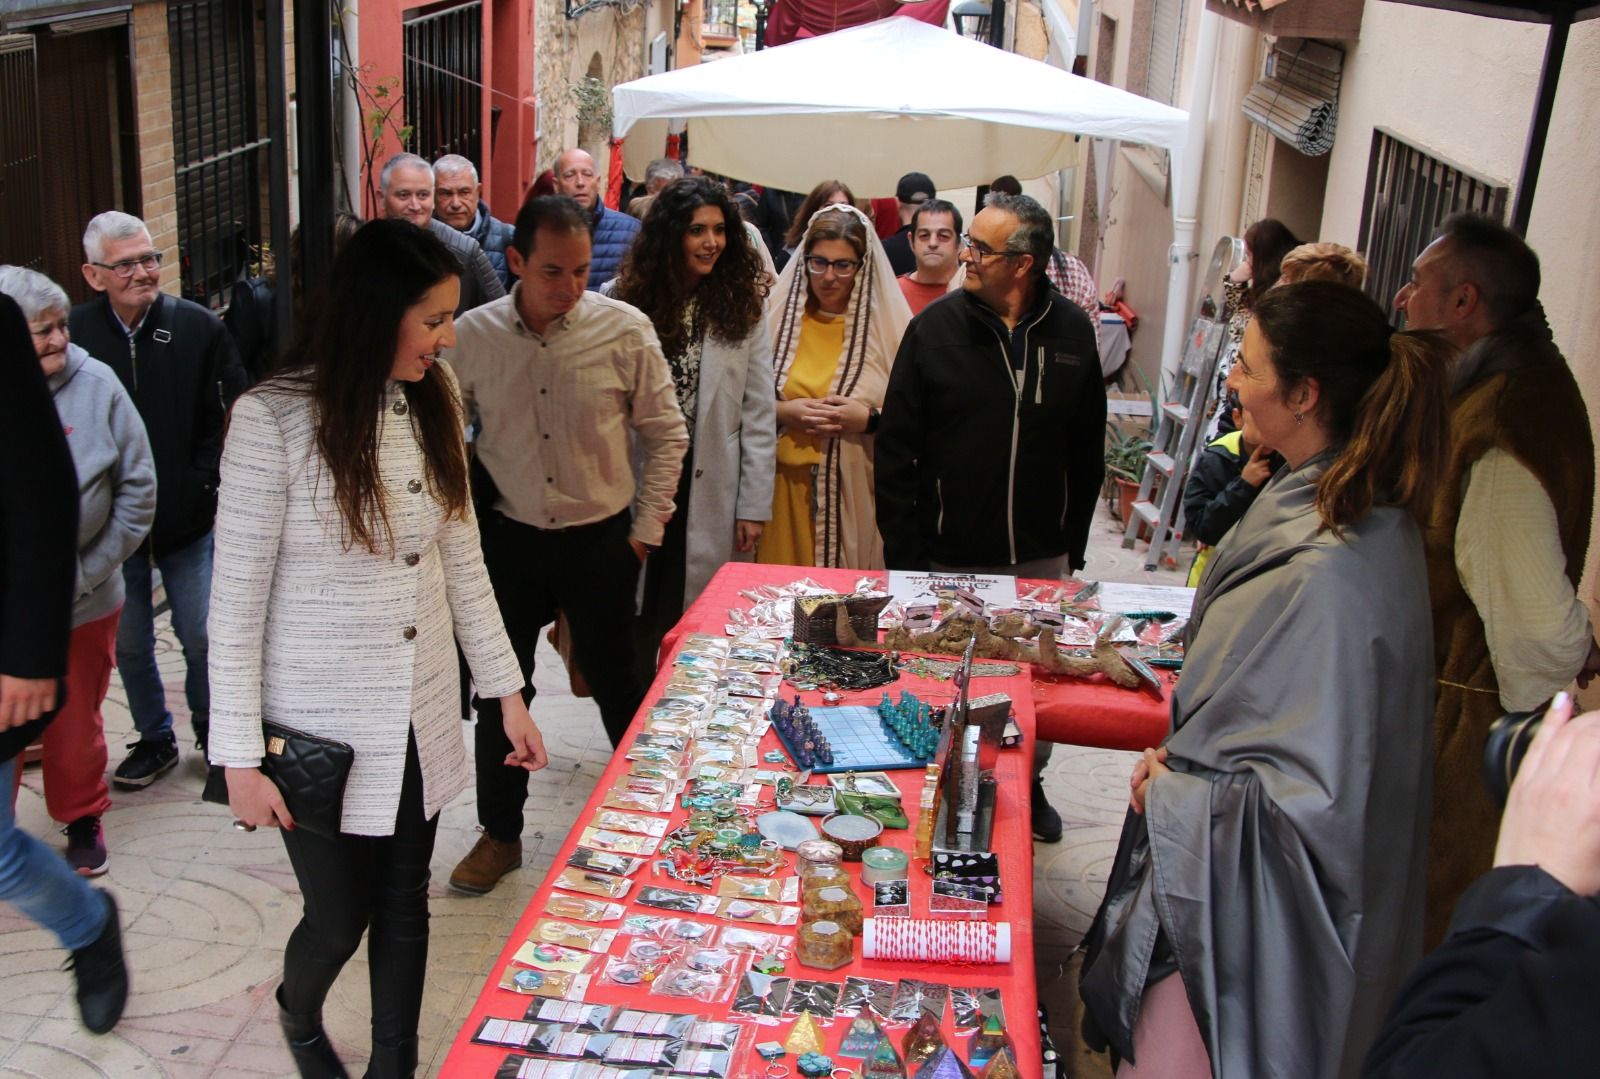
[901,1009,946,1069]
[913,1046,974,1079]
[841,1014,886,1059]
[862,1034,906,1079]
[978,1047,1020,1079]
[785,1010,827,1057]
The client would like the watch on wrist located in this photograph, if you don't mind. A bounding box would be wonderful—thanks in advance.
[866,406,881,434]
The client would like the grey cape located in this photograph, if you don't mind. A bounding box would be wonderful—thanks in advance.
[1080,452,1434,1079]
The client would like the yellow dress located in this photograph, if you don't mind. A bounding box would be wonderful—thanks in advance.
[758,312,846,566]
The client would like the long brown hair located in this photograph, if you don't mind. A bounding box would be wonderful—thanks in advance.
[784,180,859,249]
[1242,218,1300,308]
[275,219,469,553]
[612,176,766,356]
[1251,281,1452,532]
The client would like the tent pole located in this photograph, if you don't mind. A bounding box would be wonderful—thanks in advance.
[1510,1,1572,237]
[1157,6,1221,389]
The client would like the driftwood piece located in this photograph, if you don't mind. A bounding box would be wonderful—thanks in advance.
[878,613,1142,689]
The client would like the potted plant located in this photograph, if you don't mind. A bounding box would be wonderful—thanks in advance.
[1104,424,1153,527]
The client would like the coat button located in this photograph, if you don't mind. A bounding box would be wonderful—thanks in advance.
[393,399,408,415]
[695,469,704,478]
[402,625,417,640]
[407,479,422,493]
[404,552,420,566]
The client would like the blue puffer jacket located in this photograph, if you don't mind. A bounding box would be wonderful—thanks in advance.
[465,203,516,288]
[589,202,641,290]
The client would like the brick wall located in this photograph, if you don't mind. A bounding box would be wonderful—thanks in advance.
[131,1,180,297]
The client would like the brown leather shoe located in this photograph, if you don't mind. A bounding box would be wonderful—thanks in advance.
[449,832,522,895]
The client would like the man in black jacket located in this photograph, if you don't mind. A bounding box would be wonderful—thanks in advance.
[70,211,245,788]
[0,293,128,1034]
[875,192,1104,842]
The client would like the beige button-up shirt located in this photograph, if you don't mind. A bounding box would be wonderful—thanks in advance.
[448,289,689,546]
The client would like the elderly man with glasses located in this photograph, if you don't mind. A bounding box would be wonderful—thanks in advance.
[69,211,245,789]
[874,192,1104,844]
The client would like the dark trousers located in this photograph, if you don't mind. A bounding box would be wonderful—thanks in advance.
[474,508,645,841]
[279,731,436,1052]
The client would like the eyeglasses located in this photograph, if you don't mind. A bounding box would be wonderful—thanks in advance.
[804,256,861,277]
[959,234,1017,262]
[91,252,163,279]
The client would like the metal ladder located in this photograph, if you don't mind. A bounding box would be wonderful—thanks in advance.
[1120,314,1230,569]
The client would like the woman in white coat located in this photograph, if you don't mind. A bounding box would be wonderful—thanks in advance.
[208,220,546,1079]
[609,176,777,675]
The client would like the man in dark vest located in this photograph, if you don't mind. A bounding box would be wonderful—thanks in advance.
[1396,212,1598,947]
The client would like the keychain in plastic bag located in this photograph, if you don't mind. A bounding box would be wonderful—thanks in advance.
[522,999,615,1031]
[716,876,798,904]
[839,976,896,1019]
[784,979,841,1019]
[716,897,800,925]
[542,893,625,923]
[889,979,949,1023]
[567,846,647,877]
[578,827,662,857]
[592,810,670,839]
[494,967,590,999]
[731,972,791,1020]
[553,868,634,899]
[529,919,617,954]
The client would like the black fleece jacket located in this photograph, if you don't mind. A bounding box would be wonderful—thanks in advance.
[0,295,79,762]
[875,285,1104,571]
[69,292,244,559]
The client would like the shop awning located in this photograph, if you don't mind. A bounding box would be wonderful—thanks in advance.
[1205,0,1366,39]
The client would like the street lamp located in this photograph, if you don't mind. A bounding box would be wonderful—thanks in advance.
[950,0,992,42]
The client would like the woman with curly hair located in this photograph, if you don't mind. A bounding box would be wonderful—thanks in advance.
[608,176,777,667]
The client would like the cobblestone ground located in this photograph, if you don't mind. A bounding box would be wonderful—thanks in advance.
[0,500,1182,1077]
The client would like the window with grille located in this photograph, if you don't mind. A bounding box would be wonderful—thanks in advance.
[168,0,269,312]
[0,36,45,273]
[1357,129,1509,317]
[404,1,483,170]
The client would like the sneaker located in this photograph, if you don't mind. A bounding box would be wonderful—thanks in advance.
[63,817,108,876]
[1031,781,1064,844]
[65,890,127,1034]
[448,831,522,895]
[111,738,178,790]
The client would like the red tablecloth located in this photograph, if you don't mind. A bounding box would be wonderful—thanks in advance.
[666,564,1173,754]
[439,565,1043,1077]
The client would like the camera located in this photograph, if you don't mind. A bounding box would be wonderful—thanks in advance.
[1482,709,1544,807]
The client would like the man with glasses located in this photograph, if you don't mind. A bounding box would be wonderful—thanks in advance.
[874,192,1104,843]
[69,211,245,788]
[551,148,641,289]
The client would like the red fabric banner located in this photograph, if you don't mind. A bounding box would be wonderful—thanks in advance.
[764,0,953,47]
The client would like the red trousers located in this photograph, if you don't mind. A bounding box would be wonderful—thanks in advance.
[9,608,117,822]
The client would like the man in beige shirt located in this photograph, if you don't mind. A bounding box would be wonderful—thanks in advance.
[444,195,688,895]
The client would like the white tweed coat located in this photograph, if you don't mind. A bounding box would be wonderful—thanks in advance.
[207,366,523,835]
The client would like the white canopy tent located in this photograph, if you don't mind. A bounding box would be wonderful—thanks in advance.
[611,16,1188,200]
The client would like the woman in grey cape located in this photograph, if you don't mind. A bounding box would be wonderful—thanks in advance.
[1080,281,1453,1079]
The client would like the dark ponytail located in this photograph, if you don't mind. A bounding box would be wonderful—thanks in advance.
[1252,281,1453,532]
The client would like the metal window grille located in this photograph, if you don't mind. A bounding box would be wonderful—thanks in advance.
[1358,129,1509,318]
[1144,0,1185,106]
[404,1,483,169]
[0,35,45,272]
[168,0,269,312]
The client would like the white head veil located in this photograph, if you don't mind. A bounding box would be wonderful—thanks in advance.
[765,203,911,569]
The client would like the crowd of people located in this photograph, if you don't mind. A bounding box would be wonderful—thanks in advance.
[0,147,1596,1079]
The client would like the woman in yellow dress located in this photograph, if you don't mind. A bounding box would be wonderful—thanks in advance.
[758,204,911,569]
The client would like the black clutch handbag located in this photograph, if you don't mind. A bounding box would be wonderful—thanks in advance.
[202,720,354,838]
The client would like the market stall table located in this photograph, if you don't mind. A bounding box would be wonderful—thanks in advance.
[439,569,1044,1078]
[665,564,1173,753]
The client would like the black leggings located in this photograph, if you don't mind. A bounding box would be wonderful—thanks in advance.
[279,731,438,1051]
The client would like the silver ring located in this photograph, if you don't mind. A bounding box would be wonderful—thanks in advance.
[232,820,257,832]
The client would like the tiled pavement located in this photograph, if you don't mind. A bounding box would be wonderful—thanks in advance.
[1,502,1184,1078]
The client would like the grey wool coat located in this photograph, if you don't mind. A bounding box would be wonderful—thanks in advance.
[674,320,777,607]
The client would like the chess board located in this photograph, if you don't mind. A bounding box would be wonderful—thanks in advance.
[772,704,932,774]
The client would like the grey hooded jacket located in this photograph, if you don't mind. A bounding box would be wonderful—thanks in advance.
[47,344,157,627]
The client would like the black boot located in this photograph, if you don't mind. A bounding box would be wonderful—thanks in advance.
[363,1037,418,1079]
[277,986,349,1078]
[68,890,128,1034]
